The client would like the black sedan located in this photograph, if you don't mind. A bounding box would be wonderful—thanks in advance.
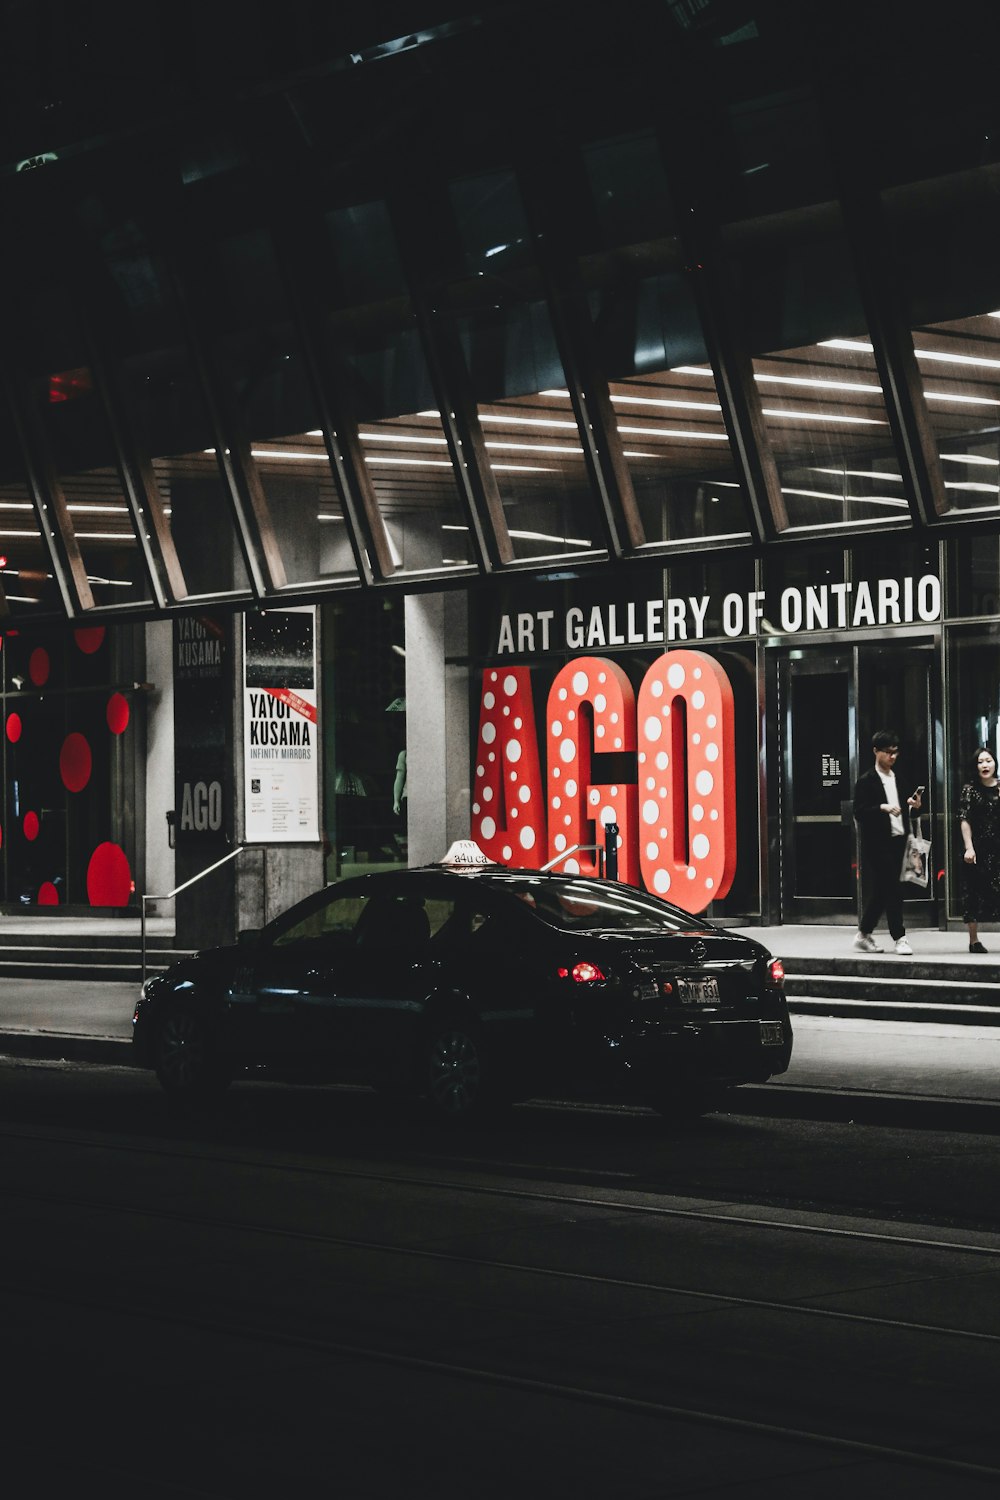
[133,859,792,1121]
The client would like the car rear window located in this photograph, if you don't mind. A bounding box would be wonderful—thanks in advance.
[490,877,695,933]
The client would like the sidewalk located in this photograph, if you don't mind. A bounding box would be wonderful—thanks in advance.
[728,923,993,965]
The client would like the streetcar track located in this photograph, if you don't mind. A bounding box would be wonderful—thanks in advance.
[9,1274,1000,1487]
[3,1119,1000,1259]
[3,1179,999,1349]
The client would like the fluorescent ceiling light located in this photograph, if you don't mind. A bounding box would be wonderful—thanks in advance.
[943,480,1000,494]
[478,414,578,431]
[4,595,40,603]
[510,529,591,546]
[611,395,722,412]
[75,532,138,541]
[782,486,907,508]
[0,502,33,511]
[358,432,447,446]
[813,468,903,482]
[763,409,886,426]
[823,335,1000,374]
[925,391,1000,407]
[364,456,454,467]
[940,453,999,466]
[755,372,881,394]
[0,529,44,538]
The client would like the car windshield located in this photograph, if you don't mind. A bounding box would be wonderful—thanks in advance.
[492,877,699,934]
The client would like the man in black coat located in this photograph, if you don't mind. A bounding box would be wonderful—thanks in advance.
[852,729,923,954]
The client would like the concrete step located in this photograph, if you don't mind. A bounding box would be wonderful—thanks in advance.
[783,957,1000,1025]
[0,939,193,983]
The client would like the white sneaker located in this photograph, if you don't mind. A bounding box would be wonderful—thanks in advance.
[853,932,880,952]
[894,938,913,956]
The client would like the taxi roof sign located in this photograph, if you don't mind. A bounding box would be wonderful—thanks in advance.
[438,839,496,868]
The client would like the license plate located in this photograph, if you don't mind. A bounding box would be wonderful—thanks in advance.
[677,977,720,1006]
[760,1021,785,1046]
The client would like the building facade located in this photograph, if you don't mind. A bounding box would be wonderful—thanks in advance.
[0,2,999,937]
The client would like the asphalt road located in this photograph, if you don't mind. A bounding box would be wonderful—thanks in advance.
[4,1057,1000,1496]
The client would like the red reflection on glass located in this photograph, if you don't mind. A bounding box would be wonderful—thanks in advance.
[28,647,49,686]
[87,842,132,907]
[60,732,92,793]
[74,627,106,655]
[6,712,21,743]
[23,811,39,841]
[106,692,130,735]
[37,882,59,905]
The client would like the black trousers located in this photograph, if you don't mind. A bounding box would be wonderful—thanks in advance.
[859,836,907,940]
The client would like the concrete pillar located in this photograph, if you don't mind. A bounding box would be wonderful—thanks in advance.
[404,591,470,865]
[143,620,175,913]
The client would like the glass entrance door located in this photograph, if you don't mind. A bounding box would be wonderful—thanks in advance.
[775,640,939,923]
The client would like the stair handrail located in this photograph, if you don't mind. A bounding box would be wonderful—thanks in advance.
[541,842,605,876]
[141,845,245,984]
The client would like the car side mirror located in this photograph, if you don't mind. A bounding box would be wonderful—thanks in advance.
[237,927,261,947]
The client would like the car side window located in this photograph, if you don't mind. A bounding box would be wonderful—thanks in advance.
[272,894,369,948]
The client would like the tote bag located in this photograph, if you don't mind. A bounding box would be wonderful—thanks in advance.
[900,815,931,888]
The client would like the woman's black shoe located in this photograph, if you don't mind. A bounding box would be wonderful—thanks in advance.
[970,941,988,953]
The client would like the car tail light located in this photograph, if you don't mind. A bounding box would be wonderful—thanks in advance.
[767,958,785,987]
[557,960,607,983]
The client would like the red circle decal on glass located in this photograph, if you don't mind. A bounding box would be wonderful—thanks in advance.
[106,692,130,735]
[60,732,92,793]
[37,882,59,905]
[74,627,106,655]
[23,811,39,841]
[87,842,132,907]
[29,647,49,686]
[6,712,21,743]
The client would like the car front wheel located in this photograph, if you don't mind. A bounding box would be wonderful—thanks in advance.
[153,1003,229,1100]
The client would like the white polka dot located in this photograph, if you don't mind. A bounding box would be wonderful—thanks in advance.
[691,803,704,821]
[644,716,662,742]
[694,667,702,678]
[484,692,495,710]
[514,717,522,730]
[482,722,496,745]
[692,733,701,744]
[472,802,480,815]
[519,827,535,851]
[477,764,484,778]
[611,712,619,724]
[502,845,512,861]
[503,674,518,696]
[555,833,567,851]
[662,705,671,718]
[692,690,705,710]
[564,814,572,826]
[560,739,576,763]
[646,842,659,860]
[507,739,522,763]
[565,858,580,875]
[615,739,622,749]
[572,671,589,695]
[705,878,714,890]
[552,796,561,810]
[510,771,517,782]
[488,751,496,763]
[595,694,607,712]
[551,720,562,737]
[638,751,646,764]
[596,724,606,738]
[589,789,600,806]
[565,779,577,796]
[707,714,717,728]
[553,767,561,779]
[705,742,719,762]
[655,751,669,770]
[646,777,655,791]
[511,807,518,818]
[654,869,671,893]
[483,787,493,803]
[600,805,616,826]
[481,816,496,839]
[686,867,696,880]
[598,672,607,683]
[667,663,685,689]
[503,706,510,717]
[518,785,531,803]
[568,709,576,722]
[642,799,659,825]
[692,833,710,859]
[651,680,663,698]
[659,786,667,799]
[559,687,568,701]
[696,770,714,795]
[710,809,719,821]
[659,827,668,839]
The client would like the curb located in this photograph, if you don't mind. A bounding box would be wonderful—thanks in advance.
[0,1031,134,1066]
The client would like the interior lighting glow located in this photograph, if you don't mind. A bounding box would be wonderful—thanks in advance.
[943,480,1000,494]
[357,432,447,446]
[668,366,714,377]
[782,487,908,507]
[754,372,881,394]
[762,409,886,425]
[940,453,1000,466]
[509,528,591,546]
[925,391,1000,406]
[478,414,578,430]
[74,532,139,541]
[4,595,40,603]
[609,394,722,411]
[67,504,130,514]
[484,440,582,455]
[0,529,51,538]
[813,468,904,482]
[364,456,454,467]
[823,336,1000,374]
[624,428,729,441]
[0,502,33,511]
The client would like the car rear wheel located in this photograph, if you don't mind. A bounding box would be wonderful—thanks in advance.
[422,1013,497,1123]
[153,1004,229,1100]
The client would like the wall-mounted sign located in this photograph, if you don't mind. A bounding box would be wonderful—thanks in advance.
[494,575,942,655]
[242,607,319,843]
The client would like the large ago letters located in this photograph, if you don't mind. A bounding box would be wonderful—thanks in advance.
[471,651,736,914]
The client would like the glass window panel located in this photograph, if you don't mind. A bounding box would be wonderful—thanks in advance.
[582,133,676,248]
[200,226,360,591]
[0,401,62,617]
[322,201,476,578]
[725,212,903,533]
[589,270,750,546]
[73,187,255,601]
[884,180,1000,520]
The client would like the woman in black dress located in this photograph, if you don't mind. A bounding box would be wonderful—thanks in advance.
[959,747,1000,952]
